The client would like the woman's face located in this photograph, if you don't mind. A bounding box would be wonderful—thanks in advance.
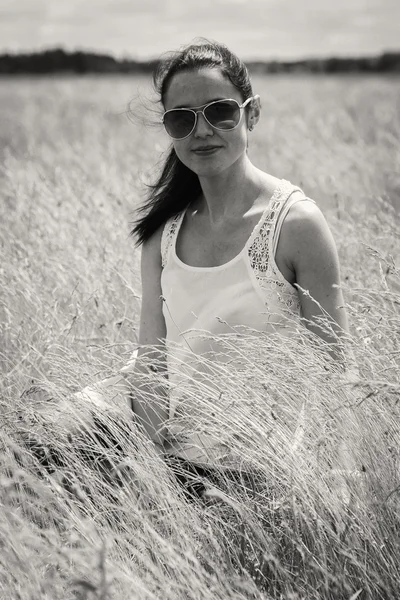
[163,68,251,179]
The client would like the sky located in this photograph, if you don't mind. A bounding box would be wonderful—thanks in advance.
[1,0,399,61]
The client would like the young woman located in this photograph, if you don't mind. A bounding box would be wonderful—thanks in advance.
[114,39,350,496]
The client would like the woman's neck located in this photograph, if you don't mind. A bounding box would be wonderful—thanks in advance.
[197,156,263,225]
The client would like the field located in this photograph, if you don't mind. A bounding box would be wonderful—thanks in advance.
[0,74,399,599]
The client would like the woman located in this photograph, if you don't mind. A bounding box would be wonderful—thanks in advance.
[115,40,350,498]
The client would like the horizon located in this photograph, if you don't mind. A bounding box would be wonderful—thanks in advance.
[1,0,400,62]
[1,44,399,64]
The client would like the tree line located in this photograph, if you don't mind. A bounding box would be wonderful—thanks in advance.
[0,48,399,75]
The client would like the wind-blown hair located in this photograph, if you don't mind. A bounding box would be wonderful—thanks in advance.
[131,39,253,246]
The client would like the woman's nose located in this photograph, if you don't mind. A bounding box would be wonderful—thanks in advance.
[193,112,214,138]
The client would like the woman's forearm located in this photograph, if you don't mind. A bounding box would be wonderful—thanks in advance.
[76,351,169,450]
[127,374,169,448]
[122,347,169,449]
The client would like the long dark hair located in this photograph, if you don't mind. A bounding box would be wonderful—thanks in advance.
[131,39,254,246]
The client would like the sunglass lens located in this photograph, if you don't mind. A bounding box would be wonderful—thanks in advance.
[205,100,240,130]
[164,110,195,139]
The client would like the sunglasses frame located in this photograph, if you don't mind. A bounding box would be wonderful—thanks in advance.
[162,97,254,140]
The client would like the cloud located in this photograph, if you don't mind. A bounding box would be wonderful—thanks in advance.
[0,0,399,59]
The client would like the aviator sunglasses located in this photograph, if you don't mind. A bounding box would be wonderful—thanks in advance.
[162,97,254,140]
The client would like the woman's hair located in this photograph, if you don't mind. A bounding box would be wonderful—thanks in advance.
[131,39,253,246]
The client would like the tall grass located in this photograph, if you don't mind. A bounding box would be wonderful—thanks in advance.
[0,74,399,599]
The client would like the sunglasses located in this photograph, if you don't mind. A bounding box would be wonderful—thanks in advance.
[162,97,254,140]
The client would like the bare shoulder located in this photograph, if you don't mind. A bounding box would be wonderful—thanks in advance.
[284,198,335,246]
[139,224,166,346]
[141,224,164,271]
[284,196,327,230]
[140,225,164,309]
[279,197,339,271]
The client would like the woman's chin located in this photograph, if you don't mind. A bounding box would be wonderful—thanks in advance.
[188,158,230,179]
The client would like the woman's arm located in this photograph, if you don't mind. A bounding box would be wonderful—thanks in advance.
[277,200,359,475]
[276,200,349,363]
[122,226,169,451]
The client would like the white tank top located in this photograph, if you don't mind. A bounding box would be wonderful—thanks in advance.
[160,179,314,466]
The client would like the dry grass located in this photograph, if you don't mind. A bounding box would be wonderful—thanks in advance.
[0,74,399,599]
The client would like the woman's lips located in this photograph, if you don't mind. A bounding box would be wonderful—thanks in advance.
[192,146,221,156]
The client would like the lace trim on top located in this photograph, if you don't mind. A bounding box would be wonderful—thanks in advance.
[247,180,303,311]
[161,213,182,268]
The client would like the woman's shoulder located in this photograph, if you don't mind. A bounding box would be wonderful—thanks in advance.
[282,195,324,230]
[277,197,337,268]
[256,173,305,213]
[141,223,164,269]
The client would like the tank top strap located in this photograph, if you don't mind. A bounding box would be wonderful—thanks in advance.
[161,212,185,268]
[271,190,316,257]
[247,179,302,277]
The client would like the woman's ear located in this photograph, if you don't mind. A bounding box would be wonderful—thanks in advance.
[248,94,261,131]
